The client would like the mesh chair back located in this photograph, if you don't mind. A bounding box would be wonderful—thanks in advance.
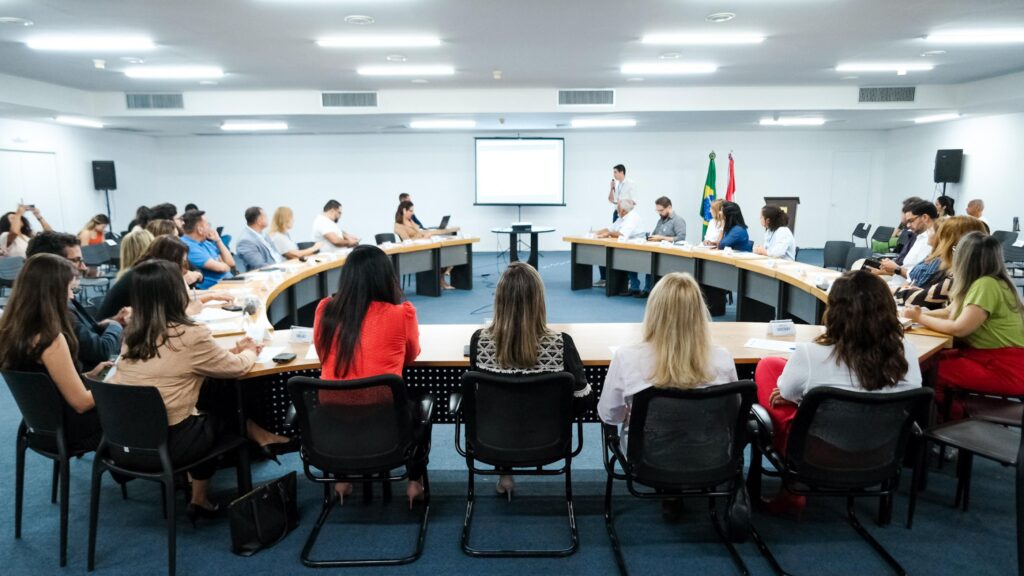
[993,230,1018,249]
[895,228,913,252]
[785,387,932,489]
[461,371,575,467]
[88,380,169,470]
[2,369,66,448]
[870,226,895,243]
[288,375,414,474]
[845,247,873,270]
[375,233,397,245]
[81,244,111,267]
[0,256,25,287]
[823,241,854,270]
[626,381,755,489]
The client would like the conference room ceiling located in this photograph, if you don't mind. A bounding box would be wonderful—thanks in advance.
[1,0,1023,92]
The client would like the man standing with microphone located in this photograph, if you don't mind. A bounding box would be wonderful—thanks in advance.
[597,164,636,287]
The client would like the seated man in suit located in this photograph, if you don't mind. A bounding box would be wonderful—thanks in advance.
[181,209,235,289]
[26,232,127,368]
[236,206,283,270]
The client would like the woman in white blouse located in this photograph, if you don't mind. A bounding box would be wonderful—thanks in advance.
[268,206,321,260]
[753,205,797,260]
[755,270,922,515]
[702,199,725,246]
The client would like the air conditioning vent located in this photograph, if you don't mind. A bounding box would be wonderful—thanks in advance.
[558,89,615,106]
[125,93,184,109]
[322,92,378,107]
[858,87,916,103]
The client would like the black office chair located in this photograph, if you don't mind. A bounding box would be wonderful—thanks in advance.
[602,381,759,576]
[287,375,434,567]
[822,240,854,270]
[844,246,873,271]
[748,387,933,576]
[876,227,912,259]
[851,223,872,247]
[296,241,316,250]
[81,244,112,267]
[451,371,582,557]
[870,225,895,249]
[233,254,249,274]
[3,369,107,568]
[993,230,1018,249]
[0,255,24,297]
[375,233,397,245]
[86,380,248,576]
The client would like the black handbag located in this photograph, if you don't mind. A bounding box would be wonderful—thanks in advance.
[228,471,299,556]
[725,480,751,543]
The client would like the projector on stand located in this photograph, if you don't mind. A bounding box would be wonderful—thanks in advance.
[511,222,533,232]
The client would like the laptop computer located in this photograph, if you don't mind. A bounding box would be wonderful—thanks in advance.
[427,215,451,230]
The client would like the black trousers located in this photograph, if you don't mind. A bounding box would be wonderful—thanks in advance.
[166,414,224,481]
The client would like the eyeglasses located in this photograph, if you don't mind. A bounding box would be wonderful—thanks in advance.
[67,256,84,264]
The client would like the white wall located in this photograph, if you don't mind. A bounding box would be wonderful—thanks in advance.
[884,114,1024,233]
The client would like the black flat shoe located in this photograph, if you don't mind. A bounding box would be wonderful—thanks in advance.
[259,437,300,464]
[185,502,221,527]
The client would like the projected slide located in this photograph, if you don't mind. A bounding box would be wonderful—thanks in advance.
[475,138,565,205]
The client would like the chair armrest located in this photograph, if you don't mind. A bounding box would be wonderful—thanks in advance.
[449,392,463,415]
[601,423,629,477]
[450,393,466,457]
[748,404,785,469]
[571,420,585,457]
[414,393,435,424]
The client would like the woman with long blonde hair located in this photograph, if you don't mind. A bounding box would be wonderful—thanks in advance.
[469,262,593,499]
[702,199,726,246]
[268,206,321,259]
[896,215,989,309]
[117,229,154,279]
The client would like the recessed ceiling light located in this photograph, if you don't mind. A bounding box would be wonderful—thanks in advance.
[835,62,933,73]
[914,113,960,124]
[386,54,407,62]
[317,35,441,48]
[760,117,826,127]
[840,75,858,80]
[571,118,636,128]
[93,59,106,69]
[124,66,224,79]
[642,33,765,45]
[198,80,218,85]
[920,50,946,57]
[706,12,736,23]
[357,65,454,76]
[120,56,145,64]
[409,120,476,129]
[26,35,156,51]
[620,62,717,75]
[55,116,104,129]
[659,52,681,60]
[925,30,1024,44]
[344,15,375,25]
[626,77,644,82]
[492,69,502,80]
[0,17,34,27]
[221,121,288,132]
[411,78,429,84]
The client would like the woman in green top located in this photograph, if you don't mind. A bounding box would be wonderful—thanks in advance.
[904,232,1024,417]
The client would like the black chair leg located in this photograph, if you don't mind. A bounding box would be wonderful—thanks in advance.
[908,448,924,529]
[749,525,789,576]
[960,452,975,512]
[846,498,908,576]
[58,458,70,567]
[87,464,104,571]
[747,448,763,503]
[709,498,751,576]
[161,484,168,519]
[14,436,25,539]
[164,476,177,576]
[121,481,129,500]
[51,460,59,504]
[603,472,628,576]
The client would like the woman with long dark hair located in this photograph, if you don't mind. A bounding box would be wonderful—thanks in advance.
[1,204,52,258]
[755,270,922,514]
[313,244,424,506]
[753,205,797,260]
[394,200,456,289]
[717,201,753,252]
[110,260,292,523]
[0,254,112,450]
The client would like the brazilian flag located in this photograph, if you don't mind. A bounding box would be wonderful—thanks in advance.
[699,151,717,237]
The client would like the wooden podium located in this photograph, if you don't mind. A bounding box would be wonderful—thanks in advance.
[764,196,801,233]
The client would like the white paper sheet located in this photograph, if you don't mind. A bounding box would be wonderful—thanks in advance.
[257,347,285,363]
[304,346,319,361]
[191,307,241,323]
[744,338,797,353]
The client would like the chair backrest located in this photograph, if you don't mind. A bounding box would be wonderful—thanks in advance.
[992,230,1018,249]
[375,233,397,245]
[0,256,25,285]
[852,223,872,245]
[625,381,756,489]
[460,370,576,467]
[287,375,414,474]
[895,228,914,252]
[870,225,895,243]
[823,240,854,270]
[296,241,315,250]
[1,369,67,448]
[785,387,933,489]
[87,380,169,467]
[845,246,873,270]
[233,254,249,273]
[81,244,111,267]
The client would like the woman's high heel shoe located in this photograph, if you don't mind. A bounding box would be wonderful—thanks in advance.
[759,493,807,519]
[495,475,516,503]
[406,481,425,510]
[185,502,220,528]
[259,437,300,465]
[334,482,353,506]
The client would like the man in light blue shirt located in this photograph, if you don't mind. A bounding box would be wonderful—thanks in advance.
[181,210,234,289]
[236,206,284,270]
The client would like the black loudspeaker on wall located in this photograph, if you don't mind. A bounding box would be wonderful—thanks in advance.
[933,149,963,184]
[92,160,117,190]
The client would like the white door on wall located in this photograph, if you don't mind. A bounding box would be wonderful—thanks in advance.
[827,150,872,246]
[0,149,64,232]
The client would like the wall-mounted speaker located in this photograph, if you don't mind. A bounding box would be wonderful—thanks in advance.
[934,149,963,184]
[92,160,116,191]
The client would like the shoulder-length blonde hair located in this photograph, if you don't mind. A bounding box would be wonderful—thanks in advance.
[642,272,713,388]
[486,262,551,368]
[118,229,154,278]
[270,207,293,235]
[925,215,989,272]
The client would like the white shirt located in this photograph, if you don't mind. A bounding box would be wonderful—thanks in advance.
[901,227,933,272]
[0,233,28,258]
[614,178,636,204]
[764,226,797,260]
[611,209,644,239]
[269,231,298,255]
[704,219,723,243]
[777,340,923,404]
[598,342,738,445]
[312,213,345,253]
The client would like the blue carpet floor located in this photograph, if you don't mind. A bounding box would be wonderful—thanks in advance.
[0,250,1017,575]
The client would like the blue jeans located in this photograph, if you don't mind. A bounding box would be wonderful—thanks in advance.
[626,272,641,292]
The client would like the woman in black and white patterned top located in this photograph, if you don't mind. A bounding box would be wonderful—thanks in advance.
[468,262,594,499]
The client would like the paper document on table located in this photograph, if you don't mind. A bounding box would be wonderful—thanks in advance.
[304,346,319,361]
[192,307,241,323]
[744,338,797,353]
[257,347,285,363]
